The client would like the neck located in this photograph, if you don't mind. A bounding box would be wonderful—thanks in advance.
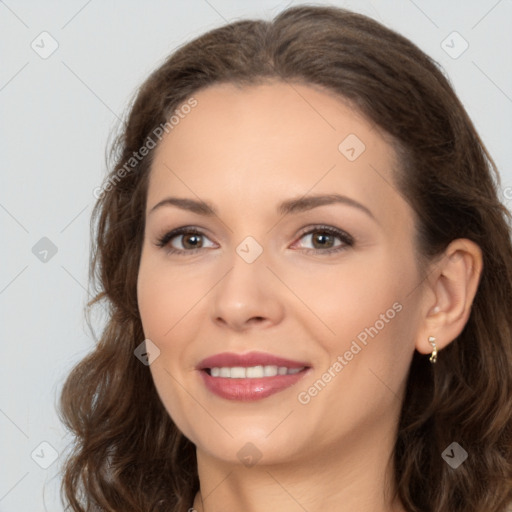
[191,416,406,512]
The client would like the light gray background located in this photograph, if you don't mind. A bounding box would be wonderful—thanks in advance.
[1,0,511,509]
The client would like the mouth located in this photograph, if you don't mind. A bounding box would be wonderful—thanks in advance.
[197,351,311,401]
[205,365,305,378]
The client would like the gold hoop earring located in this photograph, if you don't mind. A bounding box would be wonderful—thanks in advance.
[428,336,437,363]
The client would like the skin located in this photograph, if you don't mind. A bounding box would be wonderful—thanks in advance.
[136,82,483,512]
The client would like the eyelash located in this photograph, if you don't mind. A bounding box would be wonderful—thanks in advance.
[155,225,354,256]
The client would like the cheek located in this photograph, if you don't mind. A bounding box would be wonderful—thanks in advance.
[137,252,195,340]
[137,257,199,432]
[306,257,401,336]
[148,359,200,443]
[137,261,169,340]
[311,251,415,377]
[136,253,208,384]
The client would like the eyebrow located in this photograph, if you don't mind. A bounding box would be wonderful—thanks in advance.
[149,193,376,221]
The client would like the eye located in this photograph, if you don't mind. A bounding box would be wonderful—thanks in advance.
[155,224,354,256]
[293,225,354,254]
[155,227,216,254]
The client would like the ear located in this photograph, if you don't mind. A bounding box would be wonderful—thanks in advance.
[415,238,483,356]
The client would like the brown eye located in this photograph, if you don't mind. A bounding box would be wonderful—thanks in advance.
[180,233,203,250]
[156,227,215,254]
[295,226,354,254]
[156,225,353,256]
[310,231,337,249]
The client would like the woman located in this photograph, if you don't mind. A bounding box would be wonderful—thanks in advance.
[59,5,512,512]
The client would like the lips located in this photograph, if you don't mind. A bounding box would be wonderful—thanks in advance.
[196,351,311,401]
[198,351,309,370]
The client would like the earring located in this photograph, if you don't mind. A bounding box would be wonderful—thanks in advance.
[428,336,437,364]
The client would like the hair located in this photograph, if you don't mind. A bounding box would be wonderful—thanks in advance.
[58,5,512,512]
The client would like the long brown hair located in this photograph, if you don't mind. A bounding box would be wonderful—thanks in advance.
[58,5,512,511]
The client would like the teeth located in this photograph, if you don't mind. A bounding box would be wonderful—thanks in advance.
[246,365,263,378]
[219,367,231,378]
[208,365,305,378]
[264,365,278,377]
[230,366,246,378]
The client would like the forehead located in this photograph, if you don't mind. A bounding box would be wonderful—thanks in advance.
[154,81,382,164]
[146,81,408,226]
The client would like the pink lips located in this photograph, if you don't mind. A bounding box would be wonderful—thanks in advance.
[198,351,309,370]
[197,351,311,402]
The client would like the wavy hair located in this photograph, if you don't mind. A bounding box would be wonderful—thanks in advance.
[58,5,512,511]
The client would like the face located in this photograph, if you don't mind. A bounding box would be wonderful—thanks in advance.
[137,82,424,466]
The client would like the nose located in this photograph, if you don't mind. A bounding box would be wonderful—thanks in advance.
[210,249,285,332]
